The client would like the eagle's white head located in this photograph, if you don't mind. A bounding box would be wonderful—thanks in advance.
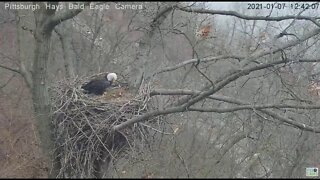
[107,73,117,82]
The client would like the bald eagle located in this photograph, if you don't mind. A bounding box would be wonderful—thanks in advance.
[81,73,117,95]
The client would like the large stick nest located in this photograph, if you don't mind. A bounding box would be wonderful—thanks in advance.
[49,74,161,178]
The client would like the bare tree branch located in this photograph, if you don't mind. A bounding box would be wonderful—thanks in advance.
[113,58,286,131]
[115,56,320,133]
[48,2,90,31]
[153,27,320,96]
[15,9,33,88]
[151,89,320,110]
[0,64,21,75]
[154,55,243,76]
[215,132,249,164]
[151,89,250,104]
[260,109,320,133]
[275,9,306,39]
[183,91,320,133]
[113,106,185,132]
[148,3,178,38]
[177,5,320,27]
[178,57,291,109]
[188,104,320,112]
[0,74,15,89]
[109,3,320,138]
[240,27,320,67]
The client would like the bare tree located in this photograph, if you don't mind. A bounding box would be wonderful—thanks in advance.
[2,2,320,178]
[0,2,89,177]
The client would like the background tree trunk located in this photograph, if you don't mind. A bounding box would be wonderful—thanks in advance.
[55,23,76,79]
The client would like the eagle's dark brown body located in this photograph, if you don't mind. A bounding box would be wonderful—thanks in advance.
[81,75,112,95]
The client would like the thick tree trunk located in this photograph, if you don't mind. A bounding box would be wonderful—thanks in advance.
[32,30,60,178]
[15,2,87,178]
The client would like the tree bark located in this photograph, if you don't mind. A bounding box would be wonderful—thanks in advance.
[55,23,76,79]
[27,2,87,177]
[15,8,34,88]
[32,24,61,178]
